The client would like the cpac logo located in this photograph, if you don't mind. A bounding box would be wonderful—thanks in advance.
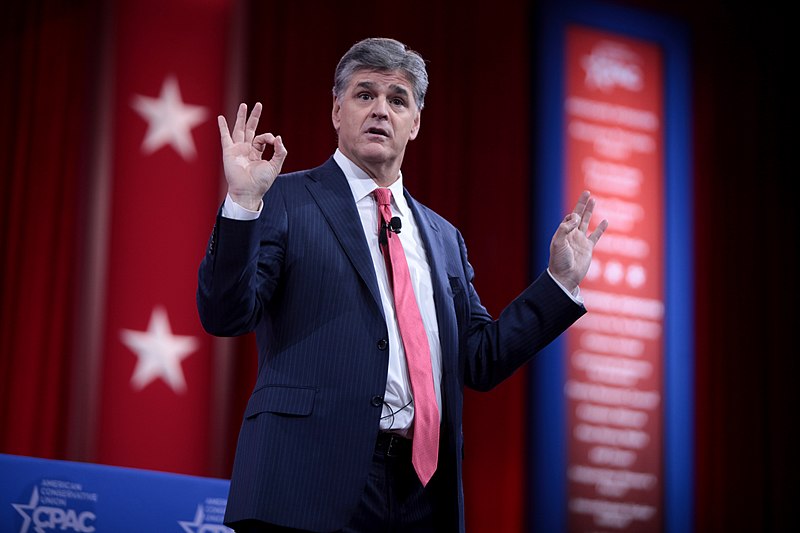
[581,42,643,93]
[178,504,233,533]
[11,487,96,533]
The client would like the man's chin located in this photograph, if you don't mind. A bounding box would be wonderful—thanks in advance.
[353,145,397,164]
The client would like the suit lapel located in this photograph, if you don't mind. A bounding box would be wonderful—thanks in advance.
[304,158,384,314]
[405,191,459,375]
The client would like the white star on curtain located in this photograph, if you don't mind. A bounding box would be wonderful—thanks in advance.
[131,75,208,160]
[120,305,199,394]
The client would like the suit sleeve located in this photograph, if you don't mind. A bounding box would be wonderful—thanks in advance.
[456,230,586,391]
[196,183,287,337]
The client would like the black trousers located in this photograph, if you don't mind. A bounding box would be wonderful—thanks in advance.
[231,434,442,533]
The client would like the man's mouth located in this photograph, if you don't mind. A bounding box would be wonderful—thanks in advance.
[365,127,390,138]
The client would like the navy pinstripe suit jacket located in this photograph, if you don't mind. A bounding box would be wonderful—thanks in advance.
[196,157,585,532]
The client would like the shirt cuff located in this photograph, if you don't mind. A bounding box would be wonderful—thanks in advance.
[222,193,262,220]
[547,268,584,305]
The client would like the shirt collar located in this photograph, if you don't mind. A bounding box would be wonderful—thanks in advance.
[333,149,408,216]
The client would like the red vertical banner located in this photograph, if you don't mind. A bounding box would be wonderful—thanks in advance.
[95,0,233,476]
[563,26,665,531]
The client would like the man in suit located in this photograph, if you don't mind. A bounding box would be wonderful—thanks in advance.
[197,37,607,532]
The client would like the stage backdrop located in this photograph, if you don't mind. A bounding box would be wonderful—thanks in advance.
[529,2,693,532]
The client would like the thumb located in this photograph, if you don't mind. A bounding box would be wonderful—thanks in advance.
[273,135,288,162]
[557,212,580,235]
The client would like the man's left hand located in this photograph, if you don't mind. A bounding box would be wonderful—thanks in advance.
[548,190,608,293]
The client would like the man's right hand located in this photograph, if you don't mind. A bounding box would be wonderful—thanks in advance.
[218,102,288,211]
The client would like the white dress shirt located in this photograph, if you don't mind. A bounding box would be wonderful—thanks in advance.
[332,149,443,435]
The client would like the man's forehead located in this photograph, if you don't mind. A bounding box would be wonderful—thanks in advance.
[348,69,413,92]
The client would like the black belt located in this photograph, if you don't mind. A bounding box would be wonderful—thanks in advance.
[375,432,412,458]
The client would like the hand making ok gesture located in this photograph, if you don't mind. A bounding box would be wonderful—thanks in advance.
[217,102,288,211]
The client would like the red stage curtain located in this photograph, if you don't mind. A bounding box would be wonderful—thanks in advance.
[0,0,99,458]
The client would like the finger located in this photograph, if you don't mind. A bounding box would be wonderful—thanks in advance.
[252,132,276,154]
[272,135,288,164]
[217,115,232,148]
[554,212,581,241]
[572,190,590,215]
[232,102,247,143]
[580,196,596,234]
[244,102,262,143]
[589,218,609,245]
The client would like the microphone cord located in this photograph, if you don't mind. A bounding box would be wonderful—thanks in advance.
[380,398,413,430]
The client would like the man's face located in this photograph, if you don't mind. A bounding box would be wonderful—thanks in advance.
[332,69,421,177]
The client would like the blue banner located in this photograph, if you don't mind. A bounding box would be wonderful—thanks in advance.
[0,454,232,533]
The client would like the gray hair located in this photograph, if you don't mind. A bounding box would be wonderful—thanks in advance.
[333,37,429,110]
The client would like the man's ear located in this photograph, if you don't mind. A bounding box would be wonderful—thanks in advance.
[331,94,341,132]
[409,111,421,141]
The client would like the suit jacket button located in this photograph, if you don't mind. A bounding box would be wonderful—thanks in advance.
[371,395,383,407]
[376,339,388,350]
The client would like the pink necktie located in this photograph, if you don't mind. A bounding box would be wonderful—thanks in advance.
[373,187,439,486]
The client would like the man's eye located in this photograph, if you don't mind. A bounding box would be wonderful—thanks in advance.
[358,93,372,100]
[390,98,406,106]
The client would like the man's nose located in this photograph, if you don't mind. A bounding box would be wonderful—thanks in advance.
[371,97,389,118]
